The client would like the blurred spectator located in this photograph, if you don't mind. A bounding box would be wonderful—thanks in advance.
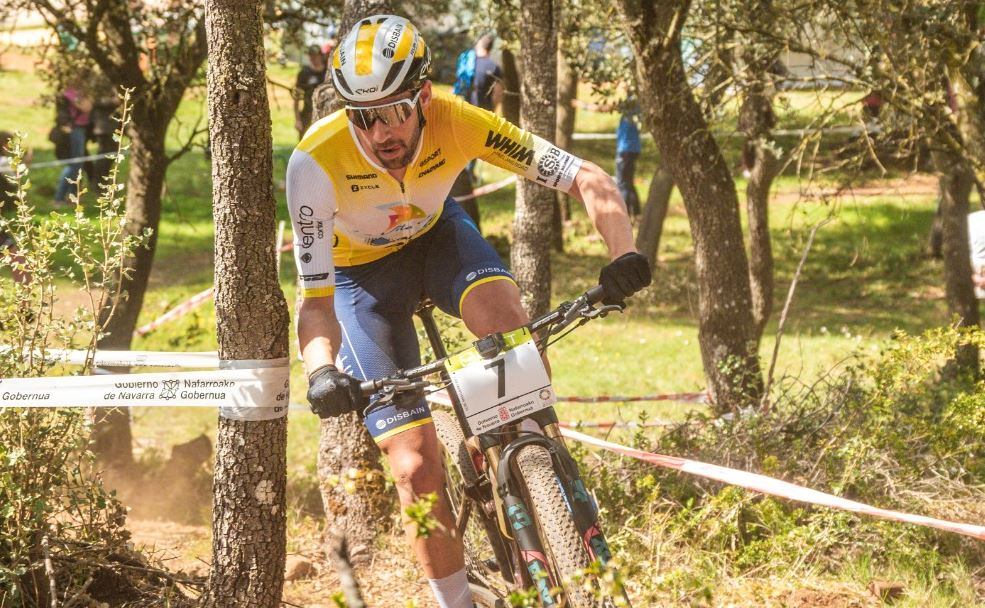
[294,44,327,139]
[52,80,93,207]
[615,98,642,217]
[87,79,120,189]
[469,33,502,112]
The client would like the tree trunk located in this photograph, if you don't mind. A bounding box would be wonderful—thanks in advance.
[614,0,763,411]
[203,1,291,605]
[554,46,578,248]
[500,48,521,125]
[739,55,779,338]
[512,0,558,318]
[635,161,674,269]
[310,0,393,559]
[90,122,169,473]
[933,150,980,373]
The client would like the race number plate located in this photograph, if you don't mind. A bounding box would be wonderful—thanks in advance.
[445,329,556,435]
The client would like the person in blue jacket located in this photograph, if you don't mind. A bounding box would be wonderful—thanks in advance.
[615,97,642,217]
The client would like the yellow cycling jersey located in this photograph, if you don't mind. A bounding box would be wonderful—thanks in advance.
[286,89,583,297]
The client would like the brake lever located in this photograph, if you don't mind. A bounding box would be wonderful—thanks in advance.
[585,303,625,319]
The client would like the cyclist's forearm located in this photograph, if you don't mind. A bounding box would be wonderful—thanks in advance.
[569,161,637,259]
[297,298,342,374]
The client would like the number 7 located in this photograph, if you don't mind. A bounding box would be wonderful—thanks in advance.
[484,358,506,398]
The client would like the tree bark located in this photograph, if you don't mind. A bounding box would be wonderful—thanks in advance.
[635,160,674,269]
[512,0,558,318]
[310,0,394,559]
[554,46,578,249]
[500,48,521,125]
[933,150,980,373]
[203,1,290,605]
[738,48,779,338]
[614,0,763,411]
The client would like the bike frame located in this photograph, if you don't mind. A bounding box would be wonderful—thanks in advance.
[414,300,617,606]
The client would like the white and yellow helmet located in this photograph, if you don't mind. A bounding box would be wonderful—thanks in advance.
[331,15,432,103]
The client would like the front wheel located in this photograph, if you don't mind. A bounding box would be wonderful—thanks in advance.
[515,445,627,607]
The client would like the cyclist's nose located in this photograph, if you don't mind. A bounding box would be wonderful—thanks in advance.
[368,119,395,142]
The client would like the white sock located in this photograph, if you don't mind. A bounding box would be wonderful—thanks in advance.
[428,567,473,608]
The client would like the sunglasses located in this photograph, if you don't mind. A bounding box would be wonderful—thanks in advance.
[345,89,422,131]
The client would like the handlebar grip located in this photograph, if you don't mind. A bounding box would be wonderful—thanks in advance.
[585,285,606,305]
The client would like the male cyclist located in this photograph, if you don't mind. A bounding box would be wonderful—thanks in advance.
[287,15,651,608]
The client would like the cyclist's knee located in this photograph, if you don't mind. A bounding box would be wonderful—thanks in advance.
[389,449,443,500]
[460,278,528,337]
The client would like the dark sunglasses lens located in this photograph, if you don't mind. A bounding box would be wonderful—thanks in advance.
[346,108,375,130]
[347,98,417,131]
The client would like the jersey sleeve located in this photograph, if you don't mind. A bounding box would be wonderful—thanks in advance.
[286,149,337,298]
[452,98,583,193]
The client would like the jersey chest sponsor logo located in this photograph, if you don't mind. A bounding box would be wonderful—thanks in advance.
[346,173,379,180]
[351,183,381,192]
[417,158,446,178]
[418,147,442,167]
[484,130,534,166]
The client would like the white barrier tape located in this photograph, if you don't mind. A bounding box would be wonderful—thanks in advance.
[561,427,985,542]
[560,420,674,429]
[135,243,296,337]
[28,348,221,369]
[452,175,518,203]
[556,392,708,404]
[570,125,868,141]
[29,151,126,169]
[134,287,214,336]
[219,358,290,421]
[0,365,290,416]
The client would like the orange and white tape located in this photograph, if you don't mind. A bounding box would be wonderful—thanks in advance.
[561,427,985,542]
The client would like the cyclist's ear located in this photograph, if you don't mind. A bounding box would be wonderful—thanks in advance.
[419,80,433,110]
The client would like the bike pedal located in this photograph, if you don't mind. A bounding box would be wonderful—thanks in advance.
[482,558,500,573]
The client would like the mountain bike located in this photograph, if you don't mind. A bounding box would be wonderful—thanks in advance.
[359,286,632,607]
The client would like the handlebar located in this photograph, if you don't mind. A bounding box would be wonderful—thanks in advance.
[359,284,613,398]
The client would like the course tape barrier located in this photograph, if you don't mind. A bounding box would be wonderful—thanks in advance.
[28,151,126,169]
[134,242,295,337]
[26,348,221,369]
[452,175,518,203]
[560,427,985,542]
[556,392,708,404]
[0,364,290,420]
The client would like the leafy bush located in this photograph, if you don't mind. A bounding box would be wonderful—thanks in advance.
[576,327,985,605]
[0,96,194,606]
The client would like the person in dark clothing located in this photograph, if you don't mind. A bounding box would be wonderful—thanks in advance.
[469,33,502,111]
[294,44,327,139]
[615,99,642,217]
[53,82,92,207]
[87,82,120,190]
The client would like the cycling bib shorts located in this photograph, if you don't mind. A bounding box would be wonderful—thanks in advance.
[334,199,512,442]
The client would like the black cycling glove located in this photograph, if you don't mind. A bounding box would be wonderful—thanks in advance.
[307,365,367,419]
[599,252,652,306]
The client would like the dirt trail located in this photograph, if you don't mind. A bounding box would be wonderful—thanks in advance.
[772,173,940,204]
[127,518,438,607]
